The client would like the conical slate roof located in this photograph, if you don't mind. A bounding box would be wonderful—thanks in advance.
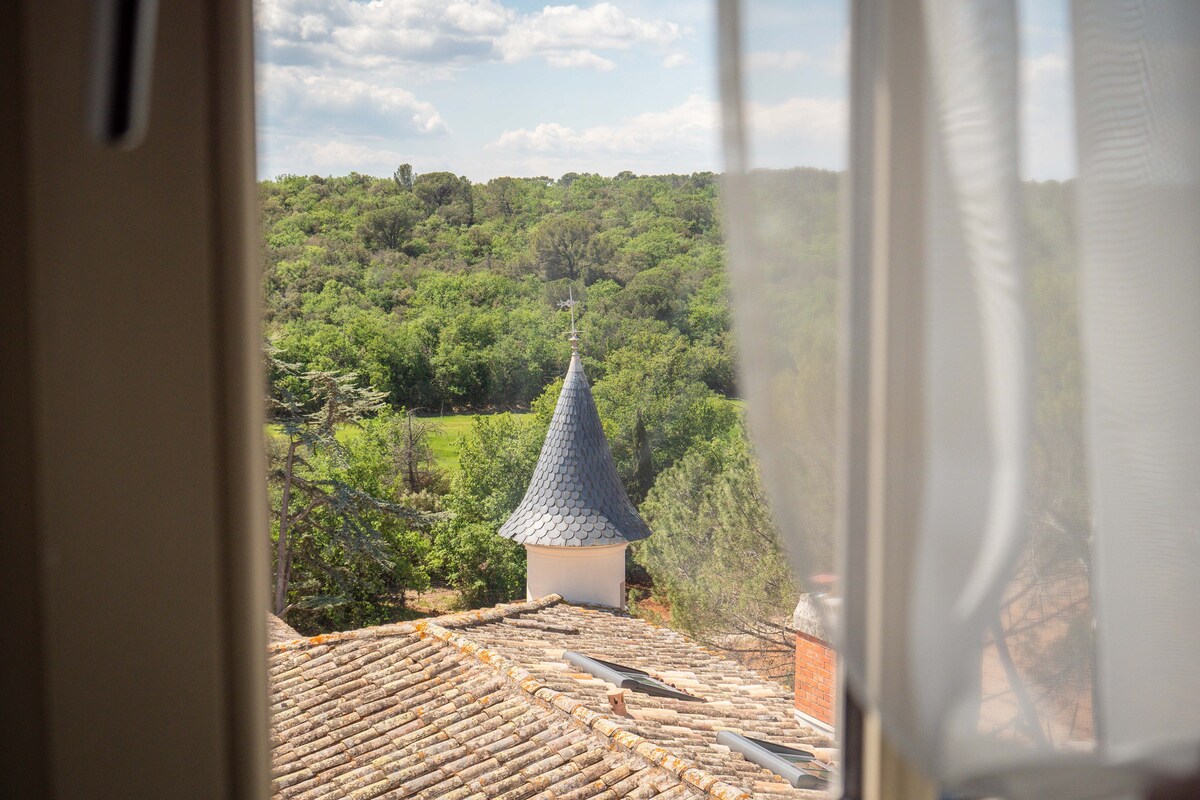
[499,352,652,547]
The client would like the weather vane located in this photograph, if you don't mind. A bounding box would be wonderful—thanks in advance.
[557,287,580,351]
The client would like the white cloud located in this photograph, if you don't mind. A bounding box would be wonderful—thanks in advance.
[663,52,690,69]
[254,1,700,179]
[259,65,448,138]
[259,137,413,178]
[497,3,681,65]
[490,93,846,156]
[745,49,812,72]
[545,50,616,71]
[746,96,845,142]
[256,0,505,68]
[491,122,581,152]
[489,94,717,156]
[255,0,682,72]
[486,92,846,175]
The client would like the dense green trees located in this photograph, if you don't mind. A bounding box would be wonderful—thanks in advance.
[258,166,831,637]
[358,194,423,251]
[431,412,545,606]
[260,168,733,411]
[589,329,739,488]
[531,213,596,281]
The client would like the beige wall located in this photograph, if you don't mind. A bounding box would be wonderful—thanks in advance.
[526,543,627,609]
[2,1,268,797]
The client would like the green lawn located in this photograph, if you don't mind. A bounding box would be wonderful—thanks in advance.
[265,422,361,444]
[425,413,479,472]
[425,412,532,472]
[267,411,529,473]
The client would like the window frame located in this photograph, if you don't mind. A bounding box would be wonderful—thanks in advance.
[2,1,268,797]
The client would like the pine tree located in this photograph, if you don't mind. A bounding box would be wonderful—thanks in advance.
[267,347,421,618]
[393,163,413,191]
[632,409,653,502]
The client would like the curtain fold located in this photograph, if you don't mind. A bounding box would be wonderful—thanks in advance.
[916,0,1031,780]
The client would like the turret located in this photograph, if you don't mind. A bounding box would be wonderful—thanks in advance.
[498,304,651,608]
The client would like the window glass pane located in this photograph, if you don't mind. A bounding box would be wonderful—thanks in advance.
[720,1,847,793]
[254,1,844,798]
[721,0,846,743]
[726,0,1093,787]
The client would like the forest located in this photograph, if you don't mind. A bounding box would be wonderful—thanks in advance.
[262,165,1084,688]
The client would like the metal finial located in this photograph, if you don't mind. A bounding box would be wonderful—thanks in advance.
[557,287,580,352]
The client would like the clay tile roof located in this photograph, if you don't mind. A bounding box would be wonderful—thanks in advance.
[499,353,652,547]
[269,596,832,800]
[269,613,302,644]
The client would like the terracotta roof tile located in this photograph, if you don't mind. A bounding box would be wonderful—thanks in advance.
[270,596,832,799]
[270,613,303,644]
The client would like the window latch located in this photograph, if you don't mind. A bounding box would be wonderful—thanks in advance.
[88,0,158,149]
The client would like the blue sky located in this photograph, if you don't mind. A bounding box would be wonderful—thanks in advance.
[254,0,1073,181]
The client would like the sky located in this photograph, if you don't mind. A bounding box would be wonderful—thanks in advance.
[254,0,1075,182]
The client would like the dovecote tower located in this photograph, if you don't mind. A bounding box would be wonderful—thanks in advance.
[498,304,651,609]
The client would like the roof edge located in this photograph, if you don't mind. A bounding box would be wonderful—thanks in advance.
[266,594,564,653]
[414,610,752,800]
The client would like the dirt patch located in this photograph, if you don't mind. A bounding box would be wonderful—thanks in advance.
[633,596,672,624]
[409,586,461,616]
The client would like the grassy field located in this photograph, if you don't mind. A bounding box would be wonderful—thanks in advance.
[265,422,362,444]
[425,413,480,472]
[425,412,532,472]
[267,411,530,473]
[265,402,747,474]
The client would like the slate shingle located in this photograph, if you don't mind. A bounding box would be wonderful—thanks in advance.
[499,353,652,547]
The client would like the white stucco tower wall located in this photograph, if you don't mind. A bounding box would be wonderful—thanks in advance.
[526,543,627,609]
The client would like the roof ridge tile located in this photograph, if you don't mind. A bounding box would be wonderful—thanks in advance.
[414,613,752,800]
[267,595,564,654]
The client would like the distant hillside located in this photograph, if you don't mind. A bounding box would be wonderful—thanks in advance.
[261,168,839,411]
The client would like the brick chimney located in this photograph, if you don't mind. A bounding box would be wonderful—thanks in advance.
[793,592,836,732]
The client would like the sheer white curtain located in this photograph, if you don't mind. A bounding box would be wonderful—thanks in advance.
[1074,0,1200,780]
[720,0,1200,797]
